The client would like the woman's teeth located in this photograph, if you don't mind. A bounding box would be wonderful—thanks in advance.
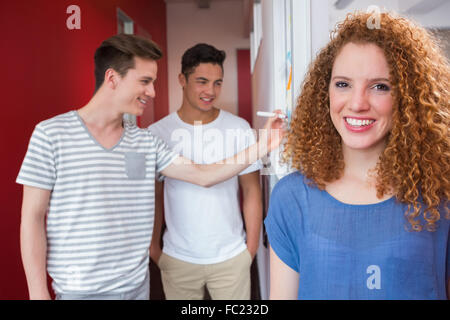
[345,117,375,127]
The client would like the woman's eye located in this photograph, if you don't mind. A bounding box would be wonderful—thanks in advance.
[335,81,348,88]
[373,83,390,91]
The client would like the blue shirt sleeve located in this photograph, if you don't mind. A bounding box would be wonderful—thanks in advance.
[264,176,301,273]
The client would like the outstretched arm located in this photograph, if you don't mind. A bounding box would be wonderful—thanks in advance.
[161,112,285,187]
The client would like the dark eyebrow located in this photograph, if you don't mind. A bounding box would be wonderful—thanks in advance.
[141,76,154,81]
[195,77,209,81]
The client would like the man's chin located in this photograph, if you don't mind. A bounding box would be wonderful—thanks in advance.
[197,105,215,112]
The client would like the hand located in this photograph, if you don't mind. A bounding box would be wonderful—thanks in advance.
[261,109,287,153]
[246,244,258,260]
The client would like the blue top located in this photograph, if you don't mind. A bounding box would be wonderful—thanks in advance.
[264,171,450,300]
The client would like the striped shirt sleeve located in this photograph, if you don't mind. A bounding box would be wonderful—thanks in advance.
[152,130,179,174]
[16,124,56,190]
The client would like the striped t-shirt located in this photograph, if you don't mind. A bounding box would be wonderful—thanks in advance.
[16,110,178,295]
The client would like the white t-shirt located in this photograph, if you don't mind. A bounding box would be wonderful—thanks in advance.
[149,110,262,264]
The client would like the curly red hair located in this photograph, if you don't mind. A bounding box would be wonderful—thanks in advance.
[284,12,449,231]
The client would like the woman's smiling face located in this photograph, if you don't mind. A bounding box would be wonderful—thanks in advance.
[329,42,394,152]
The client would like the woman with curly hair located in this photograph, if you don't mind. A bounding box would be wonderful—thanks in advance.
[264,11,449,300]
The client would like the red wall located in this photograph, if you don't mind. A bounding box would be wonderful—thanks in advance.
[237,49,253,126]
[0,0,169,299]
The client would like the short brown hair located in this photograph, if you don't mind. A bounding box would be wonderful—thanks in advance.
[94,34,163,91]
[181,43,226,79]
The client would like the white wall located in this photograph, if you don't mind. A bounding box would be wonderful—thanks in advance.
[251,1,275,130]
[328,0,400,31]
[399,0,450,28]
[328,0,450,32]
[166,0,249,114]
[250,0,277,300]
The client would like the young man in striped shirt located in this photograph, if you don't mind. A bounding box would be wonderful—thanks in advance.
[17,34,284,300]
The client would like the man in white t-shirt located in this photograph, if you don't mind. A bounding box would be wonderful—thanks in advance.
[149,43,262,300]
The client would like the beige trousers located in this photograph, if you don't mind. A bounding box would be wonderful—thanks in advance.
[158,249,252,300]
